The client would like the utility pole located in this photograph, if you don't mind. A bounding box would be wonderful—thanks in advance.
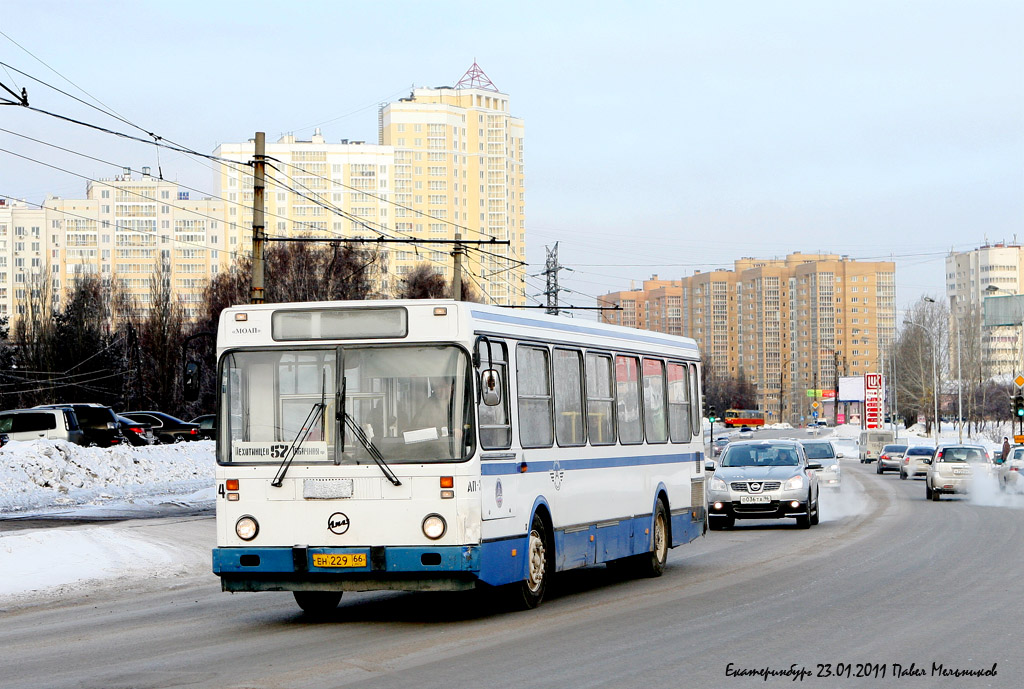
[451,232,464,301]
[251,132,266,304]
[833,350,840,425]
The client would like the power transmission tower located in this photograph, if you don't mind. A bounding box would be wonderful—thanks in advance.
[543,242,571,315]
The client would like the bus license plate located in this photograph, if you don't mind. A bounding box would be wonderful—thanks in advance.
[740,495,770,504]
[312,553,367,568]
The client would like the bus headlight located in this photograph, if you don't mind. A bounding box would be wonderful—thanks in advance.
[235,515,259,541]
[422,514,447,540]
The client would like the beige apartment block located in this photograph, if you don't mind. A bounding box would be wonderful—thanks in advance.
[379,65,526,304]
[39,170,227,321]
[0,199,46,320]
[601,253,896,424]
[945,242,1024,376]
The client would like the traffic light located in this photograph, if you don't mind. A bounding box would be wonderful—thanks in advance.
[708,405,717,423]
[1014,395,1024,418]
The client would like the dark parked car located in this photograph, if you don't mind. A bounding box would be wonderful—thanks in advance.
[190,414,216,440]
[122,411,200,443]
[117,414,156,447]
[34,403,125,446]
[0,432,8,447]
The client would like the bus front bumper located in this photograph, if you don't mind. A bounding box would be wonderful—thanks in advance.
[213,545,481,593]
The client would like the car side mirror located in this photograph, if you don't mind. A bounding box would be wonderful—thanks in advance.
[704,460,716,472]
[836,452,844,458]
[480,369,501,406]
[806,461,822,470]
[922,458,932,465]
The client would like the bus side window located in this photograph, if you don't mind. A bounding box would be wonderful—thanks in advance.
[585,352,615,445]
[553,348,585,447]
[642,358,668,444]
[615,355,643,445]
[477,339,511,450]
[517,344,553,448]
[667,362,691,442]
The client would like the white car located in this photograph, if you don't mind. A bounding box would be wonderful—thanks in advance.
[900,445,935,479]
[997,446,1024,491]
[801,439,842,489]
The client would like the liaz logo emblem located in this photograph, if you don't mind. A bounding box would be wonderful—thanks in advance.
[328,512,350,535]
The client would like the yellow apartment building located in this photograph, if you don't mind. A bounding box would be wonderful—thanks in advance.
[379,64,526,304]
[601,253,896,424]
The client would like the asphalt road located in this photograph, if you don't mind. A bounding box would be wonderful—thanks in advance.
[1,459,1020,689]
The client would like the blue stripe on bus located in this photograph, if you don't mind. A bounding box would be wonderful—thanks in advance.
[479,452,700,475]
[212,515,706,585]
[470,309,700,353]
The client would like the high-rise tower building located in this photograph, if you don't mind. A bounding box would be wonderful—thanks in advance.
[379,63,526,304]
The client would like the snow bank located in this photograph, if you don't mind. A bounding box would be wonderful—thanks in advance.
[0,439,215,514]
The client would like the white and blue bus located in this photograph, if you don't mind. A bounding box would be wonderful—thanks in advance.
[210,300,706,613]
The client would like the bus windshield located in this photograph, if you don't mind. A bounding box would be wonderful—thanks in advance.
[220,344,475,464]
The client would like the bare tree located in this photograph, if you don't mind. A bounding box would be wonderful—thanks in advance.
[894,298,948,434]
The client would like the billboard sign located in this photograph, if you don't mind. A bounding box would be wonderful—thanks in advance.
[838,376,865,402]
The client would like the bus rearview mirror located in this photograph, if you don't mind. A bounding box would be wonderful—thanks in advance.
[481,369,501,406]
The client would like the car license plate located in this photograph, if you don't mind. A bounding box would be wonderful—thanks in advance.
[312,553,367,568]
[740,495,770,504]
[953,469,969,475]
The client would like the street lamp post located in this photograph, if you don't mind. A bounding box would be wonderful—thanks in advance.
[905,318,939,447]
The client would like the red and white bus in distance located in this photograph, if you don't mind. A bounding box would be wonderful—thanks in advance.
[723,409,765,428]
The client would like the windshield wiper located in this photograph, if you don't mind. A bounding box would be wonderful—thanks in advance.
[343,412,401,486]
[271,373,327,487]
[271,400,325,487]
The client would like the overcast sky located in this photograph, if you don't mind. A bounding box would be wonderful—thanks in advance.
[2,1,1021,314]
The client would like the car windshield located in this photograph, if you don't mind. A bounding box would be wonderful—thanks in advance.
[907,447,933,456]
[721,444,800,467]
[802,443,835,459]
[883,445,908,453]
[220,344,474,465]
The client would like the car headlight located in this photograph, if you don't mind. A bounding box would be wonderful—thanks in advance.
[709,477,728,492]
[422,514,447,540]
[235,515,259,541]
[785,475,805,491]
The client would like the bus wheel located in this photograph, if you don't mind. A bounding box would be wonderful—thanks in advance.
[511,513,551,610]
[635,500,668,577]
[293,591,342,617]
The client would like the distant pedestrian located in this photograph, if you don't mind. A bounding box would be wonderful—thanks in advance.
[1001,437,1011,463]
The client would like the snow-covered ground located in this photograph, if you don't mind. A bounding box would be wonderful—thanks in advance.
[0,439,215,607]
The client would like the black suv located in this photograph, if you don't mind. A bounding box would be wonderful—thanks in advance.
[35,403,126,447]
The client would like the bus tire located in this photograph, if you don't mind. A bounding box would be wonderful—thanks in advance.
[293,591,342,617]
[634,499,669,577]
[509,512,552,610]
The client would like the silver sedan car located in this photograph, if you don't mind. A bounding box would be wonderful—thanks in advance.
[706,439,822,529]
